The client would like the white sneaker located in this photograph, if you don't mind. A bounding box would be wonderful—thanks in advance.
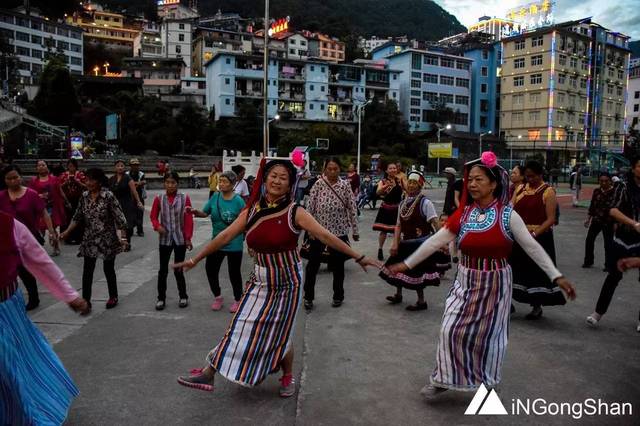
[586,315,599,327]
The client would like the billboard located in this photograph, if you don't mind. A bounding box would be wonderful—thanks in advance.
[428,142,453,159]
[503,0,555,37]
[70,135,83,159]
[106,114,119,141]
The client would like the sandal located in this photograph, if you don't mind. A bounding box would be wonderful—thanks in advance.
[386,294,403,304]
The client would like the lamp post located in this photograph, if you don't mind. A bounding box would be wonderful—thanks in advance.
[266,114,280,154]
[356,99,372,174]
[479,130,492,156]
[262,0,270,157]
[436,123,451,174]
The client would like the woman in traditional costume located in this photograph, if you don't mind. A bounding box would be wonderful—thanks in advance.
[0,211,89,424]
[379,171,443,311]
[389,152,576,398]
[174,157,378,397]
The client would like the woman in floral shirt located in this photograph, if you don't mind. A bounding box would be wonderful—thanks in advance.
[60,168,128,313]
[303,157,359,310]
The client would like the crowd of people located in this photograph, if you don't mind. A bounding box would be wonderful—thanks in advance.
[2,152,640,424]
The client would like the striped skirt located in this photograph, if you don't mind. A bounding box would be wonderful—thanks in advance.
[430,258,512,391]
[0,290,79,425]
[207,250,303,387]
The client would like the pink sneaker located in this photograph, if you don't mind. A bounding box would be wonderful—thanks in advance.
[229,300,240,313]
[211,296,223,311]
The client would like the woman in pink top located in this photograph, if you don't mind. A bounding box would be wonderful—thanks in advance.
[28,159,66,255]
[0,164,58,310]
[0,211,89,424]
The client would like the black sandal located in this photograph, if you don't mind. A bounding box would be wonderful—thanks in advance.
[386,294,403,304]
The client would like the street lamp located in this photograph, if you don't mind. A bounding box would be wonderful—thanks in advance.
[356,99,372,174]
[479,130,492,156]
[266,114,280,153]
[435,123,451,174]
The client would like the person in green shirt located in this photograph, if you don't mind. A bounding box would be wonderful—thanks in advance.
[191,170,246,313]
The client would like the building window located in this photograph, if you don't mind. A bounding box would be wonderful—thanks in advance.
[455,95,469,105]
[513,76,524,87]
[515,40,525,50]
[424,55,438,66]
[423,91,438,103]
[514,58,525,69]
[531,36,543,47]
[558,74,566,84]
[411,79,421,88]
[440,58,454,68]
[440,76,454,86]
[423,73,438,84]
[531,55,543,66]
[455,77,469,88]
[482,50,489,60]
[559,54,566,66]
[481,83,487,93]
[530,74,542,85]
[412,53,422,70]
[440,94,453,104]
[511,94,523,106]
[16,31,29,42]
[179,34,185,42]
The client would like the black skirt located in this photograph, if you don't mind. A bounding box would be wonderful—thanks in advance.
[373,203,399,233]
[510,230,566,306]
[379,238,442,290]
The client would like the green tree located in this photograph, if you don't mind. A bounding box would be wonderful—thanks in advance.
[29,55,80,126]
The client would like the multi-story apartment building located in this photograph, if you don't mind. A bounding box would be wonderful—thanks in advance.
[133,20,162,58]
[161,18,193,76]
[204,52,399,123]
[500,18,630,158]
[66,3,138,54]
[372,47,472,133]
[304,31,345,63]
[191,27,252,77]
[626,64,640,132]
[0,7,84,96]
[121,57,185,96]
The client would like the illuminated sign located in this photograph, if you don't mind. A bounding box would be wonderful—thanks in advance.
[268,17,290,37]
[157,0,180,6]
[502,0,554,37]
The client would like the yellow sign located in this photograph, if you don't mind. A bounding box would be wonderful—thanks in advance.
[428,143,453,159]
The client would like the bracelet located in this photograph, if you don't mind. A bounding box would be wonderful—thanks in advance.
[355,254,365,263]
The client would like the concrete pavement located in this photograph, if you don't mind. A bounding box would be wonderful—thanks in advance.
[24,185,640,425]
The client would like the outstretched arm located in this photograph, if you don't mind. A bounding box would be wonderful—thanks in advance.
[388,227,456,273]
[510,211,576,299]
[173,210,248,272]
[295,208,379,271]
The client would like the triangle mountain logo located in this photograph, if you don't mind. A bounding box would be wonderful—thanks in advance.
[464,383,508,415]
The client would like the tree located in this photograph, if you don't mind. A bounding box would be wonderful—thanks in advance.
[29,55,80,126]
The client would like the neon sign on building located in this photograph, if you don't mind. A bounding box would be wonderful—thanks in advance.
[268,17,290,37]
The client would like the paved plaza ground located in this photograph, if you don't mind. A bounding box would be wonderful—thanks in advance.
[26,184,640,425]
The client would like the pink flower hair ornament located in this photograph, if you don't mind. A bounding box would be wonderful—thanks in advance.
[480,151,498,168]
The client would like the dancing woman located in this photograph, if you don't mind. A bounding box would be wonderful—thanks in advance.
[173,158,378,397]
[0,211,89,424]
[389,152,576,398]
